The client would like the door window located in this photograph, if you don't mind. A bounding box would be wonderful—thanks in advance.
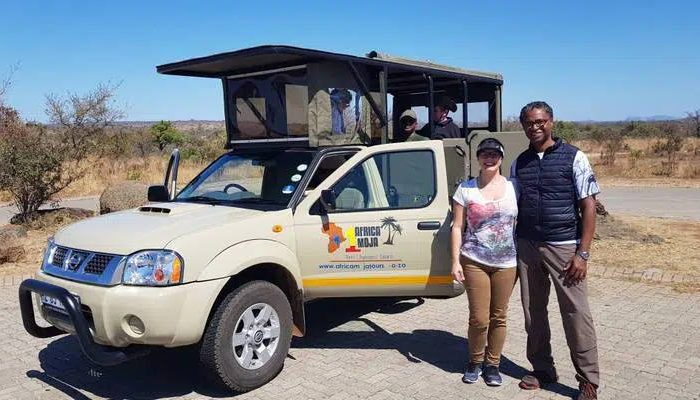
[329,150,436,211]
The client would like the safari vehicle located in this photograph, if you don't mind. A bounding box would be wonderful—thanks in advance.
[19,45,527,392]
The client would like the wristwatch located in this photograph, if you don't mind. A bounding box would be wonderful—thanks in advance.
[576,251,590,261]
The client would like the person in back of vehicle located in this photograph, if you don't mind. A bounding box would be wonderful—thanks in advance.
[419,95,461,139]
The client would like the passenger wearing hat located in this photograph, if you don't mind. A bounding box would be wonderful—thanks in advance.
[395,109,428,142]
[419,95,462,139]
[450,137,518,387]
[330,88,353,134]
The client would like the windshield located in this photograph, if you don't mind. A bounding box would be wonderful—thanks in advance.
[175,151,315,209]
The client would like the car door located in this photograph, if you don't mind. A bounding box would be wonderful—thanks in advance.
[293,141,455,299]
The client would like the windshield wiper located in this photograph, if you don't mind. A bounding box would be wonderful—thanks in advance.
[177,196,232,205]
[230,198,281,205]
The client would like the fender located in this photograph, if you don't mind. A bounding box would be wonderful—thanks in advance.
[197,239,303,290]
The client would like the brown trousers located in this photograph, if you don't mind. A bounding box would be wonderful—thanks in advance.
[517,239,600,386]
[461,257,517,366]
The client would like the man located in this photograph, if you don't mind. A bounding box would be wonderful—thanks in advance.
[395,109,428,142]
[510,101,600,400]
[418,96,461,139]
[330,88,353,134]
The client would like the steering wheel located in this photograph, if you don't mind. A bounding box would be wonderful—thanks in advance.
[223,183,248,193]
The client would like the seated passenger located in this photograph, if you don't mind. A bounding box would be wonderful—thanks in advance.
[334,168,366,210]
[330,88,353,134]
[395,109,428,142]
[419,96,461,139]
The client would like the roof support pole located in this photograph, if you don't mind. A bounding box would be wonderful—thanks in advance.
[427,74,434,138]
[379,66,389,144]
[495,84,502,132]
[221,78,234,149]
[462,80,469,138]
[347,61,387,127]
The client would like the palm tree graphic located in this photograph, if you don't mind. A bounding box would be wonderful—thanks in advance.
[390,224,403,244]
[381,217,399,245]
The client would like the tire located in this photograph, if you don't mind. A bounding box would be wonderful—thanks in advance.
[200,280,293,393]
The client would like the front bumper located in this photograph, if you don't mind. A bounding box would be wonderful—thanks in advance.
[19,278,149,366]
[19,272,227,365]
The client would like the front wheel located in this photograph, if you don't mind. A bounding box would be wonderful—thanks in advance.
[200,281,293,392]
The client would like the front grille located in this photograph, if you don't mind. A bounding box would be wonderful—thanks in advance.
[52,247,68,267]
[85,254,114,275]
[44,246,121,286]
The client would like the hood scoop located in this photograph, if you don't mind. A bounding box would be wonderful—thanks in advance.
[138,206,171,214]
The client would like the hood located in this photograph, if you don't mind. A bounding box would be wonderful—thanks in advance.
[53,202,263,254]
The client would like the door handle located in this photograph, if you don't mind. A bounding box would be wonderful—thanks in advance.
[417,221,441,230]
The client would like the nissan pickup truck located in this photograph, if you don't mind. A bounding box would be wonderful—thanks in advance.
[19,45,527,392]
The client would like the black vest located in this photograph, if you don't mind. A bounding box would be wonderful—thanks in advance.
[515,138,580,242]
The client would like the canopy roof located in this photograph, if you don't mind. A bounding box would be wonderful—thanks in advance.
[156,45,503,85]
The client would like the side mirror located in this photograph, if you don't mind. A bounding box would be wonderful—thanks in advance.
[147,185,170,202]
[319,189,337,212]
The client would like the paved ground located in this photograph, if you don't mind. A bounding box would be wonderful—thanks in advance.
[1,277,698,399]
[596,186,700,221]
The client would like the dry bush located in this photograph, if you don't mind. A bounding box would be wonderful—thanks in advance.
[572,137,699,183]
[0,84,123,222]
[590,127,625,166]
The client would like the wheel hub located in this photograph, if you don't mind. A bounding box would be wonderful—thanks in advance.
[232,302,281,370]
[253,330,264,344]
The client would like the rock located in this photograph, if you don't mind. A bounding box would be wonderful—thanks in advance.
[595,199,609,216]
[100,181,149,214]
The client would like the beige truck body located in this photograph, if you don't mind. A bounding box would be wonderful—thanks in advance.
[32,140,472,348]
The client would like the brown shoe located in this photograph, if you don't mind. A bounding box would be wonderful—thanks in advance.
[519,369,558,390]
[577,381,598,400]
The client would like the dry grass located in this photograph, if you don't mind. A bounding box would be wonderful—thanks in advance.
[0,156,210,203]
[591,215,700,275]
[573,137,700,187]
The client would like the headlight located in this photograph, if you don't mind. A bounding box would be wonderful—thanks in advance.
[42,237,58,270]
[122,250,183,286]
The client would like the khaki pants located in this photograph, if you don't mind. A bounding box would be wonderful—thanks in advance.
[461,257,517,366]
[517,239,600,386]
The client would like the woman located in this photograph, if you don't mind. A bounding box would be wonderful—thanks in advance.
[451,137,518,386]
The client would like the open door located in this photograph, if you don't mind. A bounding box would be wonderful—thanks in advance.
[293,140,460,299]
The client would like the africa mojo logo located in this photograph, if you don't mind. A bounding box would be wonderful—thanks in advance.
[322,217,403,253]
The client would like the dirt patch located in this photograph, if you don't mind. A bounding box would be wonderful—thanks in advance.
[591,215,700,275]
[0,208,94,276]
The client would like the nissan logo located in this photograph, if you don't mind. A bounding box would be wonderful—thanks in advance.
[66,253,83,271]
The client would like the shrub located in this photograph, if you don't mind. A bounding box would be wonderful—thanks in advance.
[0,84,123,222]
[590,127,625,166]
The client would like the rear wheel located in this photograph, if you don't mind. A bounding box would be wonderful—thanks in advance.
[200,280,292,392]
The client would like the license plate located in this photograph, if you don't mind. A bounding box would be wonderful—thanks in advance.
[41,294,80,314]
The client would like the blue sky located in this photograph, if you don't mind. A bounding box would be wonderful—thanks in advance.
[2,0,699,122]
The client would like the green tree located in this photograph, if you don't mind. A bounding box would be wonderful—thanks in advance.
[553,121,579,142]
[149,120,184,151]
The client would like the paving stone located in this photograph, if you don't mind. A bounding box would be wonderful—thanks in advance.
[0,276,699,399]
